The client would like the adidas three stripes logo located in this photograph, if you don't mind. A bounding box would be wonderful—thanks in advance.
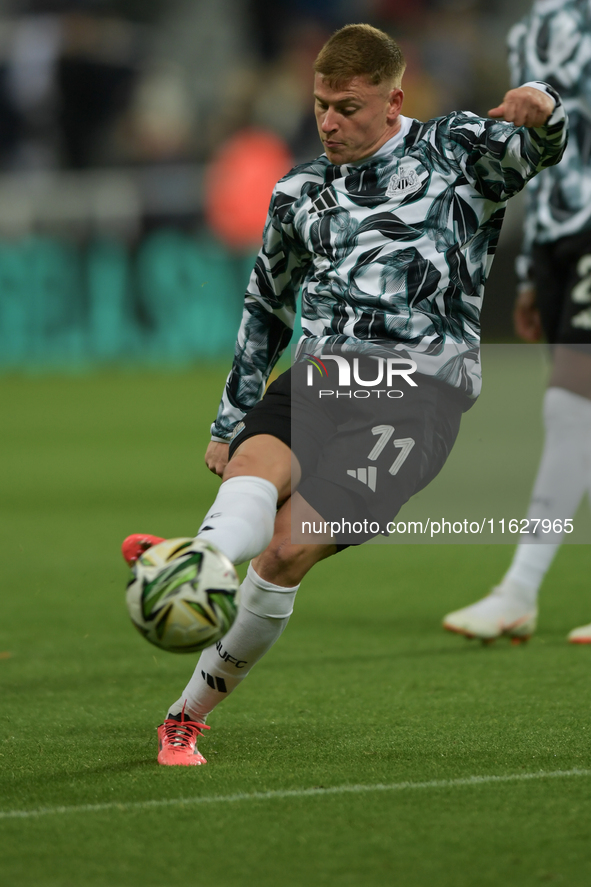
[309,186,338,214]
[347,466,377,492]
[202,671,227,693]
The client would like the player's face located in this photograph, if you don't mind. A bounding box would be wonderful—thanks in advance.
[313,73,403,165]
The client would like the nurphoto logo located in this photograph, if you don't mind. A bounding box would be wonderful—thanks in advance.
[304,354,418,399]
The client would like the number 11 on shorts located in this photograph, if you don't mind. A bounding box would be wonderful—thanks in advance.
[369,425,415,476]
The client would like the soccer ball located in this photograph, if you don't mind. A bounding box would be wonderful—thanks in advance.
[125,537,239,653]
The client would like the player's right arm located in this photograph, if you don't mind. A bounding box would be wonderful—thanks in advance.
[206,172,311,464]
[204,441,230,476]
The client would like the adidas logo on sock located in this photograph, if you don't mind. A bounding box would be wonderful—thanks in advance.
[202,671,227,692]
[347,466,377,492]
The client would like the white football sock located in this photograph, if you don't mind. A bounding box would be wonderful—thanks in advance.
[502,387,591,602]
[167,565,299,723]
[196,476,278,564]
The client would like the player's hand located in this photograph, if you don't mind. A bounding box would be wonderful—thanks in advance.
[205,441,230,477]
[488,87,555,128]
[513,286,543,342]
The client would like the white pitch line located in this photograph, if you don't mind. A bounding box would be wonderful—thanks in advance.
[1,768,590,822]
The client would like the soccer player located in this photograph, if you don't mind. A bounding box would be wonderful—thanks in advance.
[137,23,565,764]
[443,0,591,645]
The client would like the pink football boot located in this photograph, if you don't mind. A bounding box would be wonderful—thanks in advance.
[121,534,165,565]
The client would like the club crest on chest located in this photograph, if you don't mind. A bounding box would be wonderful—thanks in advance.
[386,167,422,198]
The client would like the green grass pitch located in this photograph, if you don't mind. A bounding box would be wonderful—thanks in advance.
[1,363,590,887]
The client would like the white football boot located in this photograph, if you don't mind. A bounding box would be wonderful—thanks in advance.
[567,623,591,644]
[443,582,537,644]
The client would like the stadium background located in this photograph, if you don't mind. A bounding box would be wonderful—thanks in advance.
[0,0,533,371]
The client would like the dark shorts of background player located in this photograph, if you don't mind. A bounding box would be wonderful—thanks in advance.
[229,365,467,547]
[533,230,591,348]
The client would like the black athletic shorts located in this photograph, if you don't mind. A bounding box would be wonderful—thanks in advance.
[533,230,591,347]
[229,362,465,547]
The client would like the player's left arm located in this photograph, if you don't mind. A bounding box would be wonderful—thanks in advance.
[449,81,567,201]
[488,85,555,129]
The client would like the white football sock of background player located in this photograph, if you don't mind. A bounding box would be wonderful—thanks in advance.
[501,387,591,605]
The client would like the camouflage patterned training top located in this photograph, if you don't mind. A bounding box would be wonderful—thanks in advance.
[509,0,591,282]
[211,84,566,441]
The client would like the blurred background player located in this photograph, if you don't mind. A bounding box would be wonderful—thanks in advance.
[443,0,591,645]
[145,23,565,765]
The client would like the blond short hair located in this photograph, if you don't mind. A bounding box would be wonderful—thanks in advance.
[314,24,406,89]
